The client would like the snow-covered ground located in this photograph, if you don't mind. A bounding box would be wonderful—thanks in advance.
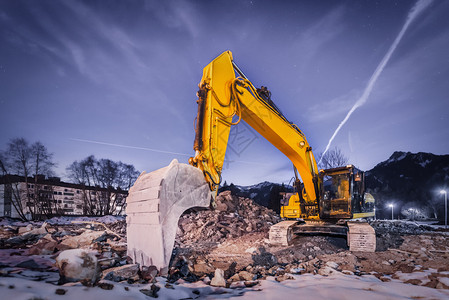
[2,216,449,299]
[0,215,125,227]
[2,272,449,300]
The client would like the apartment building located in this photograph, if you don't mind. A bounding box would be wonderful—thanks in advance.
[0,175,127,219]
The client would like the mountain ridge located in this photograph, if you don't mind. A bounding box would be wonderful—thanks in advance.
[220,151,449,221]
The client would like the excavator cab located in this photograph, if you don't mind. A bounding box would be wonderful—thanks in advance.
[319,165,375,220]
[280,165,375,220]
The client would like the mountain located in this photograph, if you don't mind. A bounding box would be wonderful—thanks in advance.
[219,151,449,221]
[218,181,293,213]
[366,151,449,220]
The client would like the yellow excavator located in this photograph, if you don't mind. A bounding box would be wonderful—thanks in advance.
[126,51,376,274]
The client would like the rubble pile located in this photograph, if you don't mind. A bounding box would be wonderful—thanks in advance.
[176,191,280,245]
[370,220,433,235]
[369,220,435,251]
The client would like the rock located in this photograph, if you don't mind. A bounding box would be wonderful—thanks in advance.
[18,224,33,234]
[405,279,422,285]
[275,274,295,282]
[139,284,160,298]
[28,239,58,255]
[15,259,41,270]
[203,276,211,285]
[140,265,159,282]
[102,264,140,282]
[55,289,67,295]
[252,248,277,268]
[325,261,339,270]
[238,271,254,281]
[165,283,175,289]
[22,222,48,236]
[229,274,241,282]
[341,270,354,275]
[318,266,337,276]
[60,230,106,248]
[245,247,257,254]
[244,280,260,287]
[230,281,246,289]
[210,269,226,287]
[216,202,228,212]
[55,249,101,285]
[97,281,114,290]
[193,260,214,276]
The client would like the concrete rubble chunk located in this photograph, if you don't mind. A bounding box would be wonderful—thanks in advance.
[126,159,211,274]
[102,264,140,282]
[238,271,254,281]
[210,268,226,287]
[60,230,106,249]
[55,249,101,285]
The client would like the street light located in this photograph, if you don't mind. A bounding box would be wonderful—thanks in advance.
[388,204,394,220]
[440,190,447,229]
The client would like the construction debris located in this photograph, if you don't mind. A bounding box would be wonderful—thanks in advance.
[0,191,449,296]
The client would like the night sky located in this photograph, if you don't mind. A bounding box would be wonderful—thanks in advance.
[1,0,448,185]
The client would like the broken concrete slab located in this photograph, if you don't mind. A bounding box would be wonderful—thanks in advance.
[102,264,140,282]
[59,230,106,249]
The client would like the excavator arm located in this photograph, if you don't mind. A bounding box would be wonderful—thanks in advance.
[189,51,320,213]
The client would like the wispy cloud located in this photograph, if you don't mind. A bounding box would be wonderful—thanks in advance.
[143,0,201,38]
[291,5,346,72]
[306,89,361,122]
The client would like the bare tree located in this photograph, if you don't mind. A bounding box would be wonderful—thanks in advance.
[318,147,349,170]
[66,156,139,215]
[0,138,56,220]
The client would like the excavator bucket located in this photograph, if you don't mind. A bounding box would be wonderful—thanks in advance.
[126,159,211,274]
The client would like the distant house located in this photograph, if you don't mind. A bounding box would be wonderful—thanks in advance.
[0,175,128,219]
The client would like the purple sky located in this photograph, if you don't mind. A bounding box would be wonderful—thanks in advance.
[1,0,448,185]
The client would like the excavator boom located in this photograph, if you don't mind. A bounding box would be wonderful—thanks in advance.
[189,51,320,217]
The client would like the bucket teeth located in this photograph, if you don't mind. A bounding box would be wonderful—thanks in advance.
[126,159,211,274]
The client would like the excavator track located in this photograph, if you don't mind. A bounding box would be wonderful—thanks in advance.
[268,220,298,246]
[269,220,376,252]
[346,221,376,252]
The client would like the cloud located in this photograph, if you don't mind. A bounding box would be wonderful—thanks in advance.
[143,0,201,38]
[306,89,361,122]
[290,5,347,73]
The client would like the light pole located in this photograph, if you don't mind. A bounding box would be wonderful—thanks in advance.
[389,204,394,220]
[440,190,447,229]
